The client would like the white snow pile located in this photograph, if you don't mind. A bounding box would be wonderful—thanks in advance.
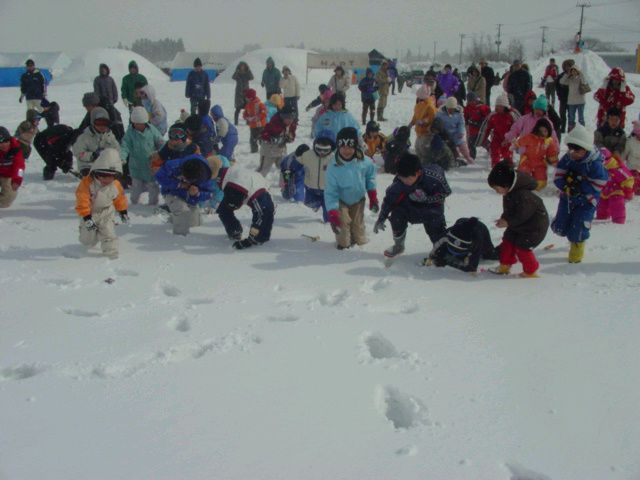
[529,50,613,89]
[215,47,310,83]
[56,48,168,85]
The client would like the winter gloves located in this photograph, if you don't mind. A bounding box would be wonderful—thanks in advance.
[233,236,259,250]
[83,215,98,231]
[119,210,129,224]
[373,219,386,234]
[367,190,379,213]
[327,210,341,234]
[295,144,310,157]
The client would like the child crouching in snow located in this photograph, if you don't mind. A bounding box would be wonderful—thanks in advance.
[324,127,378,249]
[280,149,306,202]
[218,167,274,249]
[596,148,634,224]
[75,149,128,259]
[487,161,549,277]
[155,155,219,236]
[427,217,499,272]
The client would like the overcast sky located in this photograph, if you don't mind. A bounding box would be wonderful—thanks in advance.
[1,0,638,57]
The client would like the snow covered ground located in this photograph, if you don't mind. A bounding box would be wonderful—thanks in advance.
[1,50,639,480]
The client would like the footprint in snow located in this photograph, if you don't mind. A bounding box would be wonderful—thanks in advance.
[59,307,101,318]
[506,463,553,480]
[156,281,181,298]
[267,314,299,323]
[186,297,214,306]
[113,268,139,277]
[1,364,46,381]
[359,278,391,294]
[375,385,429,430]
[316,289,349,307]
[43,278,76,288]
[395,445,418,457]
[361,332,399,360]
[168,316,191,333]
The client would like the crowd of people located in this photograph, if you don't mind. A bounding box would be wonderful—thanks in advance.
[0,55,637,276]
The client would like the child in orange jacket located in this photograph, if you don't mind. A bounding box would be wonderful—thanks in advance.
[362,120,386,167]
[242,89,267,153]
[514,118,559,190]
[75,148,128,259]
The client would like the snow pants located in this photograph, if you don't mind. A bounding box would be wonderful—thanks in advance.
[130,179,159,205]
[0,177,18,208]
[389,203,447,245]
[219,133,238,160]
[258,142,286,177]
[596,196,626,224]
[79,210,118,258]
[249,127,263,153]
[335,199,367,248]
[499,238,539,275]
[217,191,274,244]
[490,143,513,167]
[165,195,201,235]
[551,196,596,243]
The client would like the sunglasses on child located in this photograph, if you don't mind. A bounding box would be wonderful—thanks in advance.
[337,138,356,148]
[169,128,187,140]
[94,172,117,178]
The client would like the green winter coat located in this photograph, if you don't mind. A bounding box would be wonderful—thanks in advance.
[121,72,148,106]
[120,124,164,182]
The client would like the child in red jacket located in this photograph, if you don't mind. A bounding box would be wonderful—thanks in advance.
[0,127,25,208]
[476,94,520,167]
[464,92,490,160]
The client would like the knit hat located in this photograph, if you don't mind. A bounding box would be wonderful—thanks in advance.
[130,106,149,124]
[396,153,422,177]
[315,129,336,149]
[466,92,479,103]
[82,92,100,107]
[487,161,516,188]
[91,148,123,175]
[446,217,478,253]
[564,124,593,151]
[181,158,210,183]
[495,93,510,108]
[0,127,11,143]
[445,96,458,109]
[210,104,224,120]
[90,107,110,127]
[416,84,431,100]
[336,127,359,148]
[194,57,203,67]
[244,88,257,100]
[184,114,202,133]
[25,59,35,67]
[532,95,548,112]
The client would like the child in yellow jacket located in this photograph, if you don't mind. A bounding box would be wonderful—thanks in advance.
[75,148,128,259]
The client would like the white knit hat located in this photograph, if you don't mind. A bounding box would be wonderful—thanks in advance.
[445,96,458,109]
[416,84,431,100]
[130,106,149,124]
[565,124,593,151]
[495,93,510,108]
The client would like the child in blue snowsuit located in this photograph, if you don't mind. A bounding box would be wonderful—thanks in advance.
[551,124,608,263]
[280,150,305,202]
[211,105,239,161]
[155,154,220,235]
[218,167,275,249]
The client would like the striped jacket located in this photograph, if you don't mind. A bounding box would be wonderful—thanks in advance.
[554,150,608,206]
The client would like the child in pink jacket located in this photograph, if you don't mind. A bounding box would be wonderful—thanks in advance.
[596,148,634,224]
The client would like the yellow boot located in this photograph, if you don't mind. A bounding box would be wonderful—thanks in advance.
[568,242,585,263]
[490,264,511,275]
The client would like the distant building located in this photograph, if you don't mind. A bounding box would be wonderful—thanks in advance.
[594,51,638,75]
[0,52,71,87]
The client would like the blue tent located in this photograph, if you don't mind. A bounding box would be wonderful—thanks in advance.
[170,68,218,82]
[0,67,52,87]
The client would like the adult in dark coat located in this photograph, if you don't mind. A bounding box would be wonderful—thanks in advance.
[19,59,46,110]
[479,59,495,106]
[76,92,125,142]
[261,57,281,98]
[507,60,533,114]
[186,58,211,115]
[232,62,254,125]
[93,64,118,106]
[555,59,574,134]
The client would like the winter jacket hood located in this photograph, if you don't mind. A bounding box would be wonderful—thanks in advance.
[91,148,123,174]
[99,63,110,76]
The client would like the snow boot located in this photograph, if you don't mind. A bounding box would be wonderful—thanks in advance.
[490,264,511,275]
[519,271,540,278]
[568,241,585,263]
[384,232,406,258]
[42,166,55,181]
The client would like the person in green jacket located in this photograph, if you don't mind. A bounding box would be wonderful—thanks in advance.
[121,61,147,112]
[261,57,281,98]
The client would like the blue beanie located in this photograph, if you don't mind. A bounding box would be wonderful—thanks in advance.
[533,95,548,112]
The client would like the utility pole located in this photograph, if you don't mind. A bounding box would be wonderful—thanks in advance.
[495,24,503,61]
[433,41,437,63]
[577,2,590,36]
[459,34,466,65]
[540,26,548,57]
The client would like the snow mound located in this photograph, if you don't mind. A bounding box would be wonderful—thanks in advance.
[215,48,310,84]
[56,49,168,85]
[529,50,612,89]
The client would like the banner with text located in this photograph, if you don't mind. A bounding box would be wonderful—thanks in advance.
[307,53,370,70]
